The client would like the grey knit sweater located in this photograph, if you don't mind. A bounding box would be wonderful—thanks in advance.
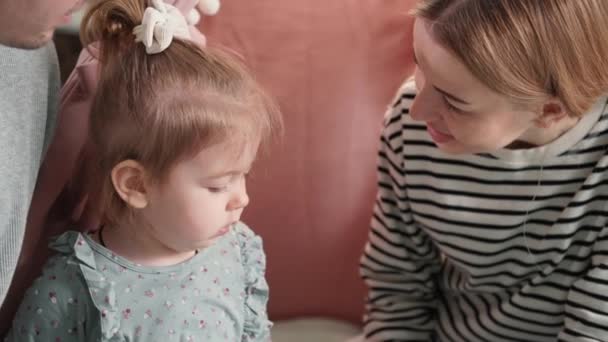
[0,43,59,306]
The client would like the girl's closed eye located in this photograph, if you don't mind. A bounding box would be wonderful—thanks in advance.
[204,176,231,193]
[206,171,250,193]
[207,185,229,193]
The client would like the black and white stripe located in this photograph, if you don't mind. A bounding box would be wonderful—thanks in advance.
[360,80,608,341]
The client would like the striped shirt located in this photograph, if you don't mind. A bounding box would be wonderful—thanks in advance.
[360,80,608,342]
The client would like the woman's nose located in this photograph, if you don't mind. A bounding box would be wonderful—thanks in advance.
[410,86,441,122]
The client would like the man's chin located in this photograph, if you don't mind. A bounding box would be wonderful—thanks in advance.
[1,30,54,50]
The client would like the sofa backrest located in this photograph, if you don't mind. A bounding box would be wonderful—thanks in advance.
[202,0,416,323]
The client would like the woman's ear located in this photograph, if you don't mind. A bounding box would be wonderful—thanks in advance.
[111,160,149,209]
[535,100,568,128]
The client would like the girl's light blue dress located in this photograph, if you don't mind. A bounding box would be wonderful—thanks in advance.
[5,222,271,341]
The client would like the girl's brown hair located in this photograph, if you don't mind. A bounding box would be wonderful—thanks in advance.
[80,0,282,227]
[413,0,608,117]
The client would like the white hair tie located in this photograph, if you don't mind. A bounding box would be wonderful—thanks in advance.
[132,0,191,54]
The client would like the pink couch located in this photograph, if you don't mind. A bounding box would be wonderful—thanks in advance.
[201,0,416,328]
[0,0,416,339]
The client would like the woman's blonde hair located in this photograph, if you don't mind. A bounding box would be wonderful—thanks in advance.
[413,0,608,117]
[79,0,282,227]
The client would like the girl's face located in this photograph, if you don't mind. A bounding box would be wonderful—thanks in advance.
[411,19,540,154]
[140,139,257,252]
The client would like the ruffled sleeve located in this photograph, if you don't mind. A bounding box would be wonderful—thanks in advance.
[235,223,272,342]
[5,232,96,341]
[51,231,124,341]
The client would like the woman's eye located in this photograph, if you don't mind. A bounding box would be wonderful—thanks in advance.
[444,97,464,114]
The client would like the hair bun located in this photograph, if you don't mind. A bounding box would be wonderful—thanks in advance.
[107,21,125,36]
[81,0,145,48]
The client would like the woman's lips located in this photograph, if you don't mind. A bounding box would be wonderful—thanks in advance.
[427,123,454,144]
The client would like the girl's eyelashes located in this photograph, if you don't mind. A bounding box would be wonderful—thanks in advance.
[206,171,250,193]
[207,185,229,193]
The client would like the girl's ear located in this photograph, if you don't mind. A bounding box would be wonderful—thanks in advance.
[111,160,149,209]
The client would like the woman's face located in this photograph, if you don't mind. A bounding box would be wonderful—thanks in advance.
[410,19,541,155]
